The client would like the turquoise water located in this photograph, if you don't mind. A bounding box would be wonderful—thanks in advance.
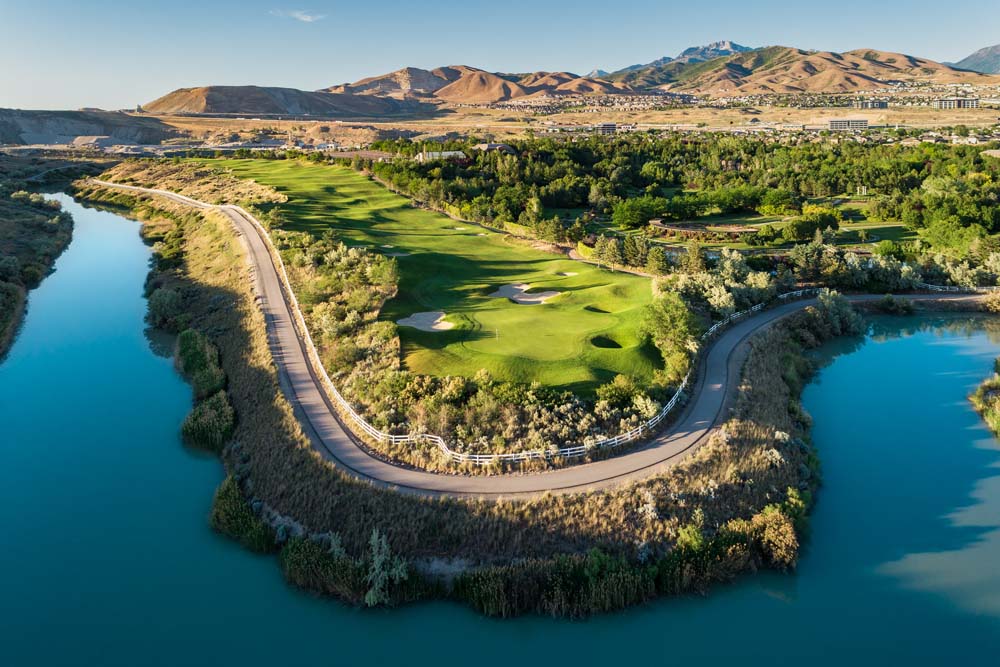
[2,196,999,666]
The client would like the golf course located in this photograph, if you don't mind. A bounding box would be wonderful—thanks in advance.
[209,159,659,393]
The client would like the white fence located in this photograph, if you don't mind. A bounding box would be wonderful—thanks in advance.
[94,180,827,467]
[229,205,1000,465]
[916,282,1000,293]
[244,197,824,465]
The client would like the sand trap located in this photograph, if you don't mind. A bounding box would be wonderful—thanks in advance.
[558,271,578,276]
[476,233,487,236]
[381,244,394,248]
[489,283,561,305]
[396,311,454,331]
[453,226,467,231]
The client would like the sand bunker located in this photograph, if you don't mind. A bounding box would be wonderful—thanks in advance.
[453,226,467,231]
[558,271,578,276]
[489,283,561,305]
[396,311,454,332]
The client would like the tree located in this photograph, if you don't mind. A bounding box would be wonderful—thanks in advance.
[645,245,671,275]
[641,292,700,383]
[612,195,667,230]
[364,528,408,607]
[623,234,650,268]
[603,236,623,269]
[682,241,706,274]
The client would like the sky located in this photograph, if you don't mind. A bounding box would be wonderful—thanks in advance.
[2,0,999,110]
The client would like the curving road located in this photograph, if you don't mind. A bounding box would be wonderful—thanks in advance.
[92,180,982,497]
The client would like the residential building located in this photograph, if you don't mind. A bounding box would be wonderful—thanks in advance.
[593,123,617,136]
[828,119,869,131]
[933,97,980,110]
[853,99,888,109]
[472,143,516,155]
[415,150,466,163]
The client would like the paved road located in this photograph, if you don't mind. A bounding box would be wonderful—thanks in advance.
[92,180,981,497]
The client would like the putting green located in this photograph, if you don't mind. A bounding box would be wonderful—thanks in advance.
[206,159,659,394]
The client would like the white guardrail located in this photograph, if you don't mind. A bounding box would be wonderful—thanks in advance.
[916,282,1000,293]
[241,192,826,466]
[223,191,825,465]
[100,179,829,466]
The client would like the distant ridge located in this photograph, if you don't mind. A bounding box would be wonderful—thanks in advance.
[953,44,1000,74]
[612,45,998,94]
[140,41,1000,116]
[603,40,755,80]
[144,85,419,117]
[329,66,630,104]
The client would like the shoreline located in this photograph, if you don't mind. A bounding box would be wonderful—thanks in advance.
[67,180,823,615]
[67,177,994,618]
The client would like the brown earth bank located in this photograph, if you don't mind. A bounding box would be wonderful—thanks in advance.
[65,179,958,616]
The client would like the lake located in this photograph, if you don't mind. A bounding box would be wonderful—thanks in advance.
[1,195,998,665]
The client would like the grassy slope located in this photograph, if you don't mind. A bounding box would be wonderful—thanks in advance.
[205,159,659,393]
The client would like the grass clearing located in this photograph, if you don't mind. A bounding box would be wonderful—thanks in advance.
[202,159,659,393]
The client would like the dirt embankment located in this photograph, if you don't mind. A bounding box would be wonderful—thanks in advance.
[0,109,180,146]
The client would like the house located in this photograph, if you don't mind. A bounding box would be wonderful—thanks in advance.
[853,99,888,109]
[472,143,516,155]
[415,150,466,163]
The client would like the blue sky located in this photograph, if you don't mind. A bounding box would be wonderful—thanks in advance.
[2,0,998,109]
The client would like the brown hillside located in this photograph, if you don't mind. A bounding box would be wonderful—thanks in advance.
[434,69,531,103]
[666,46,999,95]
[327,66,474,98]
[144,86,414,117]
[329,66,631,104]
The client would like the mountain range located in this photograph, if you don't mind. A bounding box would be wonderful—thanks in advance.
[953,44,1000,74]
[616,46,993,94]
[326,65,631,102]
[141,41,1000,117]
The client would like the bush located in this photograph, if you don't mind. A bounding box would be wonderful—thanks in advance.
[874,294,915,315]
[280,537,368,603]
[176,329,226,399]
[148,287,184,331]
[454,549,657,618]
[209,476,276,553]
[181,390,235,452]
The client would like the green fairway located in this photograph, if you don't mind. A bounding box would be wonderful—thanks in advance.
[206,159,659,393]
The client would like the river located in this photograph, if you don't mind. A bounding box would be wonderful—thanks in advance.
[2,195,999,666]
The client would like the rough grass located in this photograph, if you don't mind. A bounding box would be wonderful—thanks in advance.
[210,476,276,553]
[194,158,659,394]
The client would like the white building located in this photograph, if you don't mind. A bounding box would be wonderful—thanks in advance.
[415,150,466,163]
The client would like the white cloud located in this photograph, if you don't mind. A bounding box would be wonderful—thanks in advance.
[270,9,326,23]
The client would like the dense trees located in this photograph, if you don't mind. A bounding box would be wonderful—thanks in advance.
[359,134,999,258]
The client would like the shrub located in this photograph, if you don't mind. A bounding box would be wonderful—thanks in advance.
[148,287,184,331]
[874,294,915,315]
[454,550,656,618]
[209,476,276,553]
[364,528,409,607]
[176,329,226,399]
[181,390,235,452]
[279,537,370,604]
